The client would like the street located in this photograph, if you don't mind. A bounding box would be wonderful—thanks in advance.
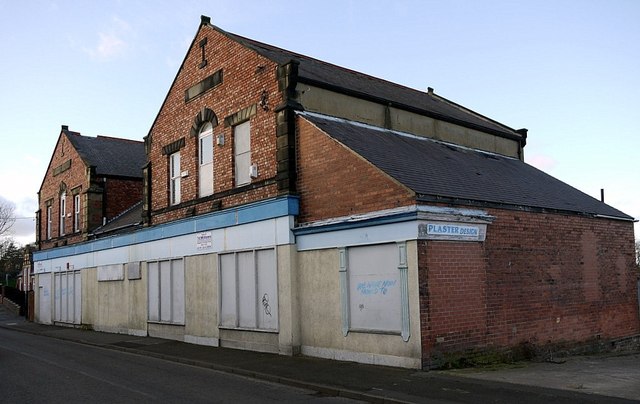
[0,327,359,403]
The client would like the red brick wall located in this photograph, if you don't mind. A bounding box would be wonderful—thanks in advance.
[147,25,283,226]
[38,133,143,250]
[38,133,87,250]
[420,208,639,366]
[104,178,142,220]
[419,241,488,356]
[296,117,415,223]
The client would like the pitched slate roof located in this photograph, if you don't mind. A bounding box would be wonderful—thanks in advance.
[65,131,145,178]
[91,201,142,237]
[301,112,633,220]
[214,25,522,140]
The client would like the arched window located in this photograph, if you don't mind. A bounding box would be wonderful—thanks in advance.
[199,122,214,197]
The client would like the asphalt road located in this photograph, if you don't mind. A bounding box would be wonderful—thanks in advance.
[0,327,360,403]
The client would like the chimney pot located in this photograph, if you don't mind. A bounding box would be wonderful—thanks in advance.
[201,15,211,25]
[61,125,69,131]
[427,87,434,95]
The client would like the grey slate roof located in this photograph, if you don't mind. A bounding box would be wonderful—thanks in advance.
[301,112,633,220]
[91,201,142,237]
[218,27,521,139]
[65,131,145,178]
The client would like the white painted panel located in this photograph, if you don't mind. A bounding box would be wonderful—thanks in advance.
[65,272,72,323]
[74,271,82,324]
[97,264,124,281]
[148,262,159,322]
[256,249,278,330]
[34,214,297,275]
[348,243,401,332]
[219,253,237,327]
[296,221,418,251]
[237,251,256,328]
[94,247,129,267]
[141,241,171,263]
[38,273,52,324]
[224,220,276,251]
[275,216,296,245]
[53,272,62,321]
[127,262,141,280]
[172,259,185,324]
[159,260,171,322]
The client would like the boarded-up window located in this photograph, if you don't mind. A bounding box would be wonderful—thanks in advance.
[53,270,81,324]
[199,122,214,197]
[219,249,277,330]
[347,243,402,333]
[234,121,251,186]
[148,259,185,324]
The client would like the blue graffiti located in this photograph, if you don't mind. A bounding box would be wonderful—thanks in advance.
[356,279,397,295]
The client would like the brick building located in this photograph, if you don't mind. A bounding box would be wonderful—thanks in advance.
[36,126,145,250]
[31,17,638,369]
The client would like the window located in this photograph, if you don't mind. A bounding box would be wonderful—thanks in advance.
[234,121,251,186]
[73,194,81,232]
[46,205,52,239]
[169,152,181,205]
[219,249,278,331]
[148,259,185,324]
[339,243,410,341]
[199,123,214,197]
[59,192,66,236]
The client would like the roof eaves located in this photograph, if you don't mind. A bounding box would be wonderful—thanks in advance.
[416,194,635,221]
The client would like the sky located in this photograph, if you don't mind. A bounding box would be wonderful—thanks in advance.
[0,0,638,245]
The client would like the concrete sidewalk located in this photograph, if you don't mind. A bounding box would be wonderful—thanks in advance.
[1,305,638,403]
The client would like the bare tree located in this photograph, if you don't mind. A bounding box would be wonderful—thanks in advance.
[0,200,16,238]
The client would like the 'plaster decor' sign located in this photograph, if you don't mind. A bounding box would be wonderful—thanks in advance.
[419,222,487,241]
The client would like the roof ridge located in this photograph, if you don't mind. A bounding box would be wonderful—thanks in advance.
[298,111,517,160]
[220,27,442,104]
[95,135,143,144]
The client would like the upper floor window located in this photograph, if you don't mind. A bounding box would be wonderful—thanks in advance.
[74,194,81,233]
[46,205,52,239]
[59,192,66,236]
[169,152,181,205]
[234,121,251,187]
[199,123,214,197]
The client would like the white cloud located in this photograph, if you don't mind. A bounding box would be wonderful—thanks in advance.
[84,16,132,61]
[92,32,126,59]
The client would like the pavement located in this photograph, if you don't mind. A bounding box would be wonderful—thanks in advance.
[1,304,639,403]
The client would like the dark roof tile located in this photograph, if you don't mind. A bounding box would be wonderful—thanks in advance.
[65,132,145,178]
[219,28,520,138]
[301,112,632,220]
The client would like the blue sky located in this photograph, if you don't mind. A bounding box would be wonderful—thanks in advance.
[0,0,638,245]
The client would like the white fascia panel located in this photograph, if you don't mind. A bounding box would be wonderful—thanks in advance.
[296,220,418,251]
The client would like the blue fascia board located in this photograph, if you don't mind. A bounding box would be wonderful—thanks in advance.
[293,211,418,236]
[33,196,299,262]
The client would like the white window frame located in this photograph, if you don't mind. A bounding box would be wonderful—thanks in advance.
[147,259,185,325]
[234,121,251,187]
[73,194,80,233]
[46,205,52,239]
[59,192,66,236]
[169,152,181,205]
[198,122,214,197]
